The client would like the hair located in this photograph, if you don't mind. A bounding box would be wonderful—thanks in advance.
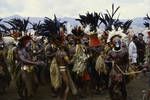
[132,35,138,40]
[138,33,144,36]
[18,36,32,48]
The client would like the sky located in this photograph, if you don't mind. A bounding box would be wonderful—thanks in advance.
[0,0,150,19]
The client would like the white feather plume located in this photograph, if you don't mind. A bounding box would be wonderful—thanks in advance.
[66,23,73,34]
[107,28,127,43]
[84,25,90,34]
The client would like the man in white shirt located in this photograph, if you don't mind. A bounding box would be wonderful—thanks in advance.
[128,35,138,65]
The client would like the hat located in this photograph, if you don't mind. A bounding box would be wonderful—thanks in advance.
[138,33,144,36]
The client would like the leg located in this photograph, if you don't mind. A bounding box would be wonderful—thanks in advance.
[60,70,70,100]
[32,71,39,93]
[21,71,34,97]
[109,84,115,100]
[120,77,127,100]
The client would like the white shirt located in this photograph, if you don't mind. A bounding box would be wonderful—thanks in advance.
[128,41,137,63]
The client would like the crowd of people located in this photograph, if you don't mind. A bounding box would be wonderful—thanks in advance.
[0,25,150,100]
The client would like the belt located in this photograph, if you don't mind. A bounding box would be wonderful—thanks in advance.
[59,66,66,71]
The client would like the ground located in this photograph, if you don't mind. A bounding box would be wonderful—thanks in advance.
[0,73,149,100]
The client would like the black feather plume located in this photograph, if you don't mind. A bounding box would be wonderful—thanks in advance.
[99,4,120,31]
[76,12,100,32]
[39,15,66,42]
[71,26,84,38]
[144,22,150,28]
[122,20,133,33]
[143,14,150,28]
[4,17,30,34]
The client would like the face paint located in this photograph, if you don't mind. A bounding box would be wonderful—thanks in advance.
[114,39,121,51]
[115,42,119,48]
[25,40,32,51]
[82,38,88,45]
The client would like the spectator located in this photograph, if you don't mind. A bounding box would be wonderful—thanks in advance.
[129,35,138,65]
[136,33,146,65]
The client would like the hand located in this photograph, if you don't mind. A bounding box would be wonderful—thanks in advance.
[36,61,46,66]
[142,67,147,73]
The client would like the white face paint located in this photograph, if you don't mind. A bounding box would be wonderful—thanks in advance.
[115,42,120,48]
[113,36,122,50]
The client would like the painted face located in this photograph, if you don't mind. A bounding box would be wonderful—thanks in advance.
[25,40,32,51]
[69,39,74,45]
[113,37,121,50]
[113,37,120,46]
[82,37,89,45]
[138,35,143,40]
[25,40,31,47]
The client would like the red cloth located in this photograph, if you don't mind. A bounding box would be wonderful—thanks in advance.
[89,36,101,47]
[82,70,91,81]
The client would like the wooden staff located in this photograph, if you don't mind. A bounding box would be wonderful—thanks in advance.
[116,64,143,75]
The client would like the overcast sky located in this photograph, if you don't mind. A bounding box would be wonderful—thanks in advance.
[0,0,150,19]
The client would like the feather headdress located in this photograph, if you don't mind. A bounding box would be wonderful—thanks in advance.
[40,15,67,44]
[107,27,127,43]
[5,17,30,35]
[99,4,132,33]
[71,26,84,39]
[76,12,100,33]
